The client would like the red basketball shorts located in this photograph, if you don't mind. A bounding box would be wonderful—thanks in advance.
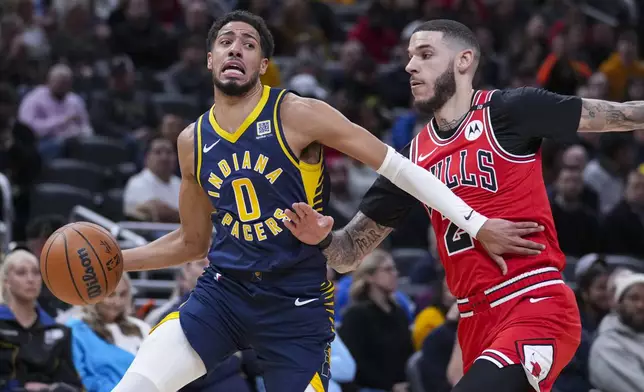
[456,267,582,392]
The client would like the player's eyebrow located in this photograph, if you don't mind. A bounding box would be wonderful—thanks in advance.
[218,30,260,43]
[408,44,433,55]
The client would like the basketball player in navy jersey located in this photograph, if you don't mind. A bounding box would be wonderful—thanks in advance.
[285,19,644,392]
[110,12,546,392]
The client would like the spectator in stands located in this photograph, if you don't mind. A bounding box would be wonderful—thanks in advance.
[109,0,177,70]
[14,0,50,60]
[560,144,599,211]
[17,64,92,160]
[583,133,634,215]
[165,36,212,102]
[24,215,69,317]
[50,0,99,67]
[144,258,208,326]
[123,136,180,222]
[420,303,459,392]
[0,13,36,88]
[589,273,644,392]
[0,250,82,392]
[0,83,41,240]
[550,166,600,257]
[67,274,150,392]
[339,250,413,392]
[587,23,615,69]
[536,26,592,95]
[90,56,158,141]
[159,113,186,148]
[601,165,644,258]
[599,30,644,102]
[347,1,397,64]
[574,254,611,334]
[176,0,215,42]
[412,276,455,351]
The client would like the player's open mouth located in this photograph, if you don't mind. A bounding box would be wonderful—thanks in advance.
[410,80,424,87]
[222,61,246,77]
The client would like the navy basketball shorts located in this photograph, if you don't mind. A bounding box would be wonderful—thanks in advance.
[177,266,335,392]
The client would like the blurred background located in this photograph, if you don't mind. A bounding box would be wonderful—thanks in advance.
[1,0,644,392]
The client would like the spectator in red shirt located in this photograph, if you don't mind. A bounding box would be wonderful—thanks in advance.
[348,2,397,64]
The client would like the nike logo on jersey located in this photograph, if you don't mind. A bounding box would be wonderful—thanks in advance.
[417,147,438,162]
[464,210,473,220]
[529,297,552,304]
[294,298,318,307]
[203,139,220,153]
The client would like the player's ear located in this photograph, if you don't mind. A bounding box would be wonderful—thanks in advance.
[456,49,475,74]
[259,58,269,75]
[207,52,213,71]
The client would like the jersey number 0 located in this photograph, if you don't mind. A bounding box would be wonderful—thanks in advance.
[231,178,261,222]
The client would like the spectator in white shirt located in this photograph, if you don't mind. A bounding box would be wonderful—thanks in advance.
[123,136,180,222]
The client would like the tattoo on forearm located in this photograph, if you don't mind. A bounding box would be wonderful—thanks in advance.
[323,212,393,271]
[580,99,644,132]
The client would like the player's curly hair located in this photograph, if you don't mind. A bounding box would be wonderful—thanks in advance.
[82,273,143,344]
[206,10,275,59]
[349,249,395,302]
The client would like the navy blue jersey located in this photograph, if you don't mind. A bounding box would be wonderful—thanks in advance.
[194,86,330,272]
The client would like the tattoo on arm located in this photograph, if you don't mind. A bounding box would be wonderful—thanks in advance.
[323,211,393,272]
[579,98,644,132]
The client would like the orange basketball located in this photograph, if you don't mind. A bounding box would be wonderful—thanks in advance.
[40,222,124,305]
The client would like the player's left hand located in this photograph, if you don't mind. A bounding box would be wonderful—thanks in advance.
[283,202,334,245]
[477,219,546,275]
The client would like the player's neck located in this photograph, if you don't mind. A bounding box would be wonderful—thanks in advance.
[213,83,263,110]
[433,86,475,132]
[8,299,37,327]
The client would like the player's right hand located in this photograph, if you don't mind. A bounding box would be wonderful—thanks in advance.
[477,219,546,275]
[284,202,334,245]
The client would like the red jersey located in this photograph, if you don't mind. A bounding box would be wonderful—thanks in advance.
[409,90,563,297]
[359,87,583,298]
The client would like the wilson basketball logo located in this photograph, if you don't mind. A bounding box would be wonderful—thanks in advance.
[465,120,484,141]
[77,247,102,299]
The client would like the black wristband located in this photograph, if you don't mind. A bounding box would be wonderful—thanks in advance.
[317,232,333,250]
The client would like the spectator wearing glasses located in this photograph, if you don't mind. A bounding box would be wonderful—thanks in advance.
[338,250,413,392]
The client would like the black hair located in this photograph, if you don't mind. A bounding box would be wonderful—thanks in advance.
[144,135,174,156]
[598,133,632,159]
[0,83,17,106]
[206,10,274,59]
[413,19,481,59]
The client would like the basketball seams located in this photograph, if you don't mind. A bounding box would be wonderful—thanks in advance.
[77,222,124,278]
[61,231,89,305]
[71,227,110,296]
[41,232,60,295]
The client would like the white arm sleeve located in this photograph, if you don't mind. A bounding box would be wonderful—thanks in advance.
[377,145,488,238]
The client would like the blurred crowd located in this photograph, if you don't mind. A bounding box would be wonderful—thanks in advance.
[2,0,644,392]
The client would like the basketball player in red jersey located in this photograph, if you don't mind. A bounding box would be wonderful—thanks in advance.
[284,20,644,392]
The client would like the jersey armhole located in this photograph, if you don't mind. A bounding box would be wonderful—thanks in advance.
[272,89,300,168]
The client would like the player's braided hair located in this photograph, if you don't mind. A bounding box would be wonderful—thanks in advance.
[206,10,275,59]
[349,249,395,303]
[82,273,143,344]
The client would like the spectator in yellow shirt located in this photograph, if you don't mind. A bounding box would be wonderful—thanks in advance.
[599,30,644,101]
[412,277,455,351]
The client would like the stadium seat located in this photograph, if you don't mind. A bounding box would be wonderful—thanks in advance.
[111,162,139,188]
[30,183,96,219]
[99,188,125,221]
[391,248,430,276]
[65,135,133,167]
[39,159,108,193]
[406,351,426,392]
[152,93,200,119]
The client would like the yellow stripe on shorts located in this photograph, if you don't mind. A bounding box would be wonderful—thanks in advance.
[149,311,179,335]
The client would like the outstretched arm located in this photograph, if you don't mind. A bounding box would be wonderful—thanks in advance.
[282,95,487,239]
[322,212,393,273]
[578,98,644,132]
